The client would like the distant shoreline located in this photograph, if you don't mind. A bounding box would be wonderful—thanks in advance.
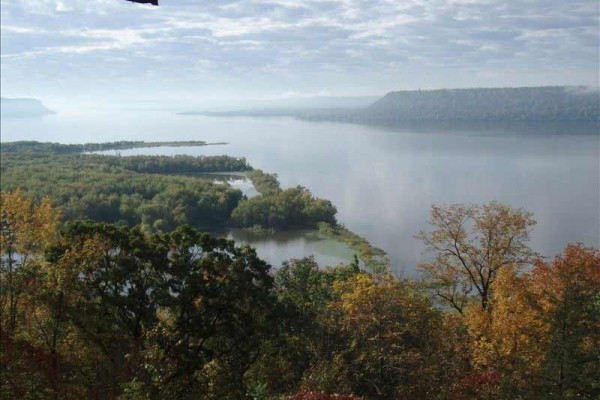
[0,140,228,155]
[91,141,230,150]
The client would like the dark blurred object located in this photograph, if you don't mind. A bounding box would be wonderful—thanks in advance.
[127,0,158,6]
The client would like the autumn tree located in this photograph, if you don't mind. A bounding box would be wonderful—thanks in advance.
[463,267,546,397]
[526,244,600,399]
[462,244,600,399]
[14,233,104,400]
[329,273,445,400]
[0,189,60,333]
[416,202,537,313]
[0,189,62,399]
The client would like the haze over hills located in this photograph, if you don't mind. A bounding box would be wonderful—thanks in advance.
[3,87,598,124]
[362,86,600,122]
[174,95,379,113]
[1,97,55,118]
[182,86,600,124]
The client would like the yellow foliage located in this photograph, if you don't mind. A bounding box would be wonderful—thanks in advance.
[0,188,61,257]
[1,189,61,332]
[465,267,548,385]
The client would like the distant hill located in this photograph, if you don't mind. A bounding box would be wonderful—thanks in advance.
[178,96,379,114]
[1,97,55,118]
[180,87,599,124]
[361,86,599,122]
[265,95,379,109]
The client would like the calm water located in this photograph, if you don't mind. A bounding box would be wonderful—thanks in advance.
[2,110,599,274]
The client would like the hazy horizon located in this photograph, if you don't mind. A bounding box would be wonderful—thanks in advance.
[1,0,598,111]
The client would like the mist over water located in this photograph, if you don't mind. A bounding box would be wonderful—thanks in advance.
[2,110,598,275]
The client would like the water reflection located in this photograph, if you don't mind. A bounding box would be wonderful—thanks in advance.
[2,111,598,274]
[217,228,355,268]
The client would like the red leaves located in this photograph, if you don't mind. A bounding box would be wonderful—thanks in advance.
[453,370,502,400]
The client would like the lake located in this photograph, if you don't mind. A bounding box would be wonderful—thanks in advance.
[2,110,598,275]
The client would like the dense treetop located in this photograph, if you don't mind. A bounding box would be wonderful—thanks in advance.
[232,170,337,229]
[1,152,248,230]
[1,192,598,399]
[1,140,598,399]
[0,146,337,232]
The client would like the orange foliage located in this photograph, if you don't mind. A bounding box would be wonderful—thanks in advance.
[464,244,600,396]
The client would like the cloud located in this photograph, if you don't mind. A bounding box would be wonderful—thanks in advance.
[15,0,121,15]
[1,0,598,99]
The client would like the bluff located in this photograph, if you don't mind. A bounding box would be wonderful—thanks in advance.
[359,86,599,122]
[1,97,55,118]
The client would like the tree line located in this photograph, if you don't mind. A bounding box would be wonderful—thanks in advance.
[0,140,209,154]
[231,170,337,229]
[1,191,598,399]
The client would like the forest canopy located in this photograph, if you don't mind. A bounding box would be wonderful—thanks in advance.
[0,143,337,232]
[231,170,337,229]
[1,191,598,400]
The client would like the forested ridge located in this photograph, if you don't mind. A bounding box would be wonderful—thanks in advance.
[361,86,599,122]
[1,191,598,400]
[0,97,55,118]
[179,87,600,124]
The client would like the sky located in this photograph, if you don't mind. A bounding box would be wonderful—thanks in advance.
[1,0,598,106]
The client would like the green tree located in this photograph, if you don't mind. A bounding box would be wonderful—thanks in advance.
[247,257,360,398]
[22,221,279,399]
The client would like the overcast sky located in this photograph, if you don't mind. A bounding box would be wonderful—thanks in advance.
[1,0,598,104]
